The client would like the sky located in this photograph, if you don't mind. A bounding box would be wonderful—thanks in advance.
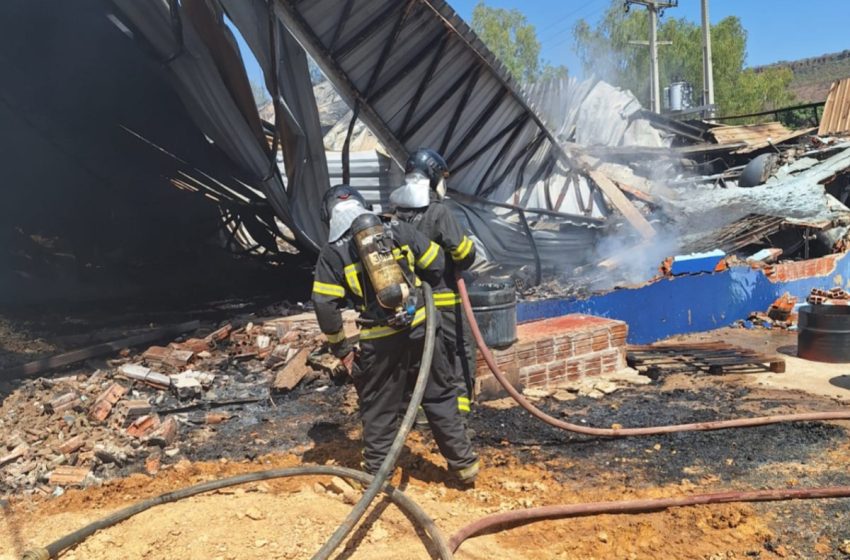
[236,0,850,85]
[449,0,850,78]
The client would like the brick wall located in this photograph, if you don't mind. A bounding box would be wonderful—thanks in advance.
[765,254,839,283]
[475,314,628,399]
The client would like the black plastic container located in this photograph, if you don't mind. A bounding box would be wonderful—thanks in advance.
[798,304,850,363]
[468,283,517,349]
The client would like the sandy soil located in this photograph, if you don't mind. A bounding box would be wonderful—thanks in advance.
[1,447,779,560]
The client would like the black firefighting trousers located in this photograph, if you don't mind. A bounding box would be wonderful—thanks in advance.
[353,320,477,475]
[440,304,477,408]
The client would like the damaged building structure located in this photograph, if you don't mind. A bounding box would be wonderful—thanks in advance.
[4,1,850,559]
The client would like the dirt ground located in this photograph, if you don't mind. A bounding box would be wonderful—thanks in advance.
[3,326,850,559]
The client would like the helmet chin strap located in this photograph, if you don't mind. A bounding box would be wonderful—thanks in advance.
[435,177,447,200]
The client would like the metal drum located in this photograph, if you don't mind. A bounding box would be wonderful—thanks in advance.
[798,304,850,363]
[468,283,517,349]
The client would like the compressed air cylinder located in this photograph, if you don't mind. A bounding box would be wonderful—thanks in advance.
[350,213,409,310]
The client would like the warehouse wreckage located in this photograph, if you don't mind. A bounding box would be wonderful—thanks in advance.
[5,1,850,559]
[4,0,850,291]
[115,0,850,289]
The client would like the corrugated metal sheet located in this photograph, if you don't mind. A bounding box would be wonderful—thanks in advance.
[820,77,850,135]
[273,0,606,220]
[525,78,667,148]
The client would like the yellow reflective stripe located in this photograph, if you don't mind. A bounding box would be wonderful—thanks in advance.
[325,330,346,344]
[392,244,415,271]
[359,306,427,340]
[451,236,473,261]
[344,263,363,298]
[458,398,471,413]
[416,241,440,269]
[313,281,345,298]
[411,306,427,327]
[434,292,461,307]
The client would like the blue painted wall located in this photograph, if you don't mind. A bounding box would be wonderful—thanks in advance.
[517,253,850,344]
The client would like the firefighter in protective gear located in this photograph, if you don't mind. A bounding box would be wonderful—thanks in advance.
[312,185,479,483]
[390,149,478,416]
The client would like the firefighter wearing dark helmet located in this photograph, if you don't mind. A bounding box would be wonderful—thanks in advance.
[311,184,479,484]
[390,149,478,417]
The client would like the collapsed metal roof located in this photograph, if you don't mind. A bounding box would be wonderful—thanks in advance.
[106,0,612,269]
[274,0,599,209]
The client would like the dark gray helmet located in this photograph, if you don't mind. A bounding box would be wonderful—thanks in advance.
[320,184,367,224]
[404,148,450,190]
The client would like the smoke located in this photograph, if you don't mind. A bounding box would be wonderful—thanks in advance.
[587,226,681,291]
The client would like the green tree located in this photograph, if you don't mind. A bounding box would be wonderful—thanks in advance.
[573,2,794,117]
[471,1,567,83]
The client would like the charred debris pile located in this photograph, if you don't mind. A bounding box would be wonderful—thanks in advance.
[0,311,355,496]
[514,77,850,299]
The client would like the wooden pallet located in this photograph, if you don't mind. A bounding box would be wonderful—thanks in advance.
[627,342,785,378]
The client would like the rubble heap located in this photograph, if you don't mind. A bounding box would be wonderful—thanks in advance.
[0,314,345,497]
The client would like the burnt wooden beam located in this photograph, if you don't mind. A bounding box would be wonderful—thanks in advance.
[0,321,201,382]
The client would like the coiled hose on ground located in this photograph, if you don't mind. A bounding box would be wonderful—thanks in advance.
[22,284,447,560]
[20,465,451,560]
[455,277,850,436]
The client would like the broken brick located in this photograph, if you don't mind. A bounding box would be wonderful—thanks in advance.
[0,443,29,467]
[56,435,86,455]
[204,323,233,344]
[142,345,171,365]
[146,416,178,447]
[273,348,312,392]
[48,465,90,486]
[45,392,81,415]
[126,414,161,438]
[114,400,153,427]
[88,382,128,422]
[171,338,210,354]
[165,349,194,368]
[145,454,161,475]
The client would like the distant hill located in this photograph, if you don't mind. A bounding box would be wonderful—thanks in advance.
[755,50,850,103]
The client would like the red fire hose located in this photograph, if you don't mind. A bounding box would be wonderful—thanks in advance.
[451,277,850,553]
[448,486,850,552]
[456,277,850,437]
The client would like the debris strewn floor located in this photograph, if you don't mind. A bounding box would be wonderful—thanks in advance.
[2,312,850,559]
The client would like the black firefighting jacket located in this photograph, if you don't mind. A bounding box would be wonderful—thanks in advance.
[394,195,476,310]
[311,216,444,351]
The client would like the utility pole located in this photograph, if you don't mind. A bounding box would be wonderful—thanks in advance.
[625,0,677,113]
[700,0,716,118]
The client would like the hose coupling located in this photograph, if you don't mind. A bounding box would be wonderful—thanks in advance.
[21,549,51,560]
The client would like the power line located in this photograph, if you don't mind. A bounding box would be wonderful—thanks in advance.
[624,0,678,113]
[536,0,605,40]
[541,1,610,50]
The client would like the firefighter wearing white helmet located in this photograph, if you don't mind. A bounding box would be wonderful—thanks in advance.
[311,184,479,484]
[390,149,478,419]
